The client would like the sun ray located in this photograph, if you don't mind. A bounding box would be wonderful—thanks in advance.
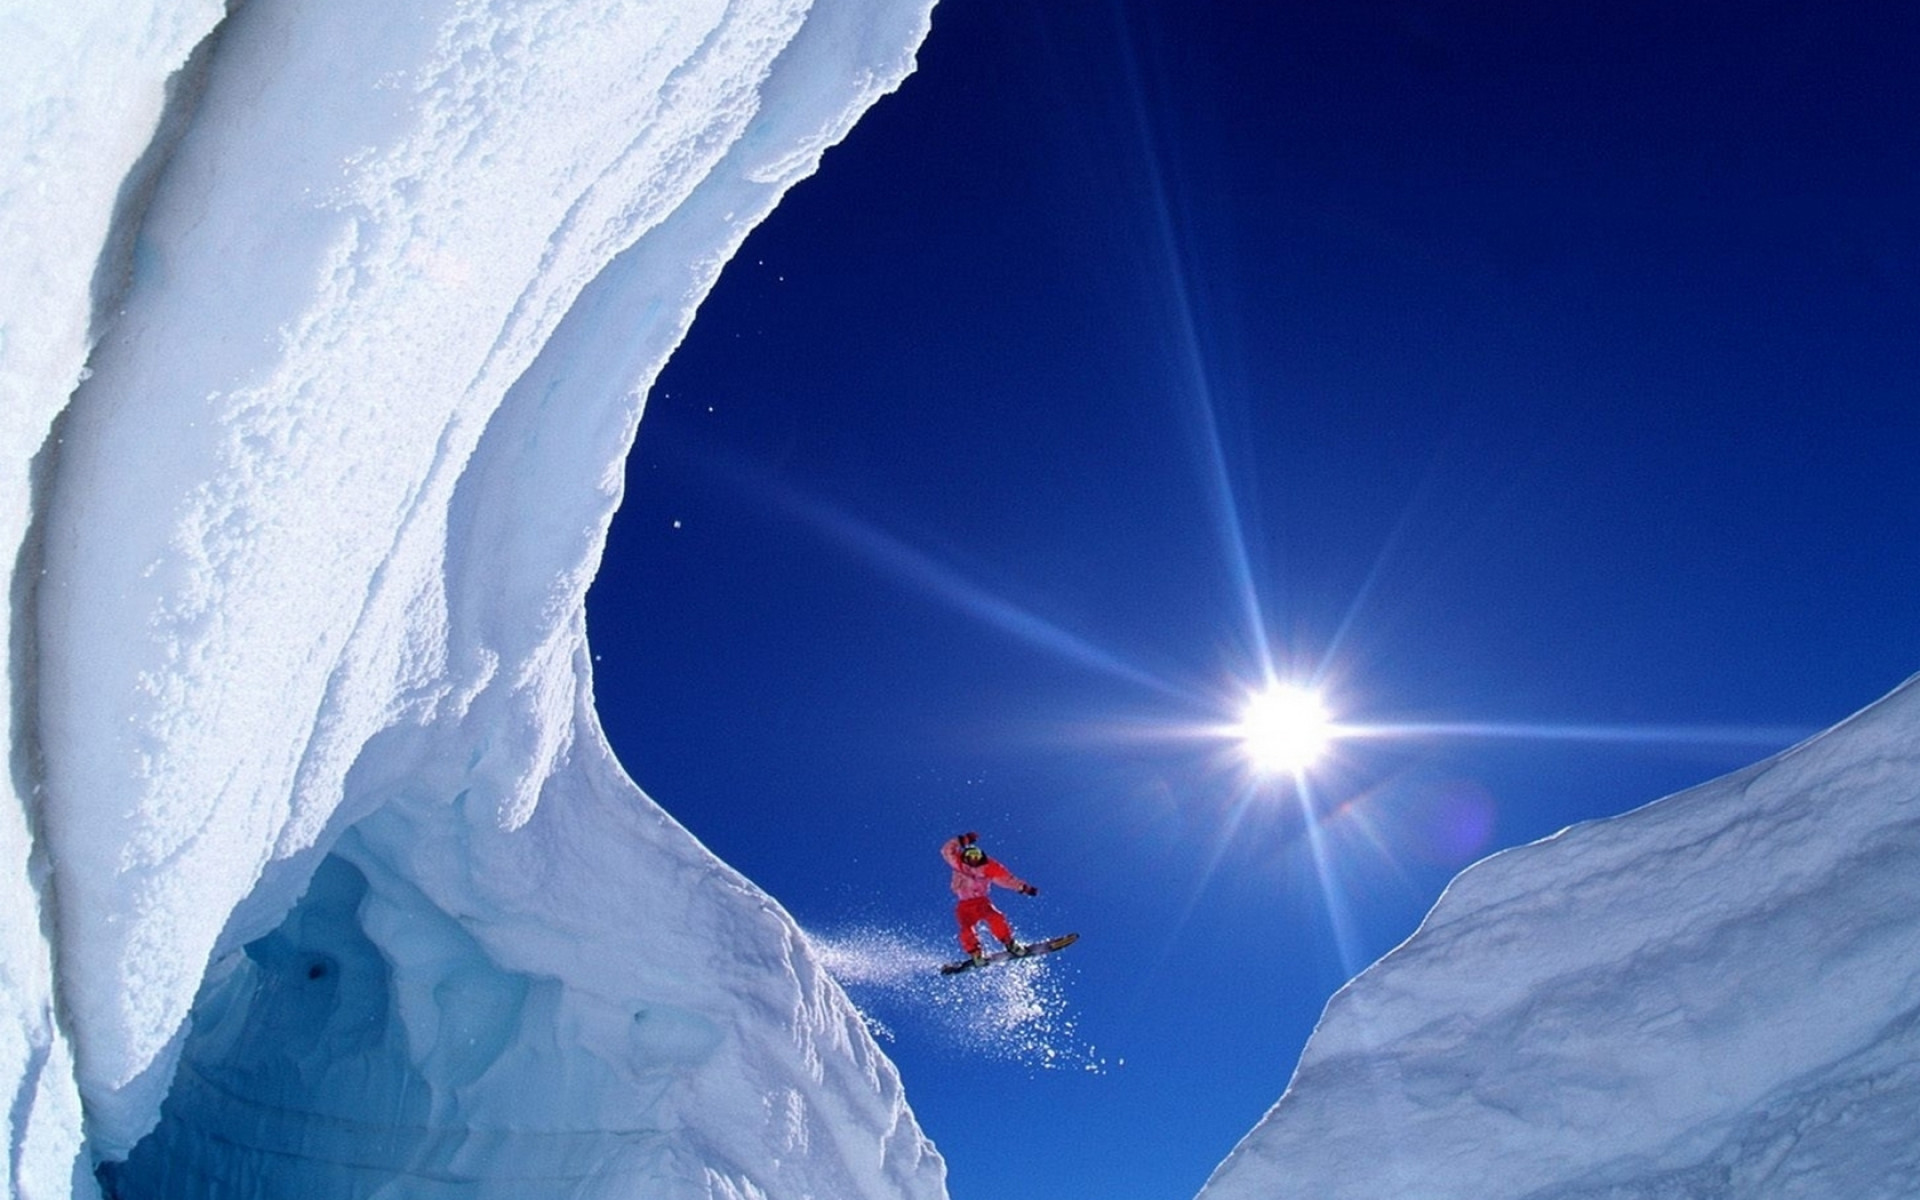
[1337,720,1813,747]
[710,454,1201,705]
[794,497,1173,695]
[1108,9,1276,678]
[1292,778,1366,977]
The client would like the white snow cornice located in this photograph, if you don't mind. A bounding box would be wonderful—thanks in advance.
[12,0,942,1194]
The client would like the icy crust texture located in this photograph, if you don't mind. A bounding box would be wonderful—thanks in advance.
[108,720,939,1199]
[3,2,226,1196]
[10,0,944,1195]
[1198,675,1920,1200]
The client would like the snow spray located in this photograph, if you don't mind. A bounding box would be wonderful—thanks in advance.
[809,926,1108,1072]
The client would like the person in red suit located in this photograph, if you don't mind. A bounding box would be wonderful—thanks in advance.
[941,831,1038,965]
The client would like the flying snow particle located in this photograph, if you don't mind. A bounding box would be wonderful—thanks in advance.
[809,925,1108,1072]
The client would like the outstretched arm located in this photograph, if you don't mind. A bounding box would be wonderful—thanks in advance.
[986,861,1037,895]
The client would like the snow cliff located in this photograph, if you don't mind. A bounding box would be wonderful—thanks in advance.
[3,0,941,1196]
[1198,673,1920,1200]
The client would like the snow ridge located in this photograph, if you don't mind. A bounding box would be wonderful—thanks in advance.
[1198,674,1920,1200]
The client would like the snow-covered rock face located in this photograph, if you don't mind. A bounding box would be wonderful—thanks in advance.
[4,0,942,1196]
[1197,673,1920,1200]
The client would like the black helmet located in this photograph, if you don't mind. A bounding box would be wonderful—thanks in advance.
[960,845,987,866]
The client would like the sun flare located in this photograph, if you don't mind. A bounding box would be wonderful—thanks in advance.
[1237,684,1333,775]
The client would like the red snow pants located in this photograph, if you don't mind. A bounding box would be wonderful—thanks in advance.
[954,897,1012,954]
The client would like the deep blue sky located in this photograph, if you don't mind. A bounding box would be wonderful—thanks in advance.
[588,3,1920,1197]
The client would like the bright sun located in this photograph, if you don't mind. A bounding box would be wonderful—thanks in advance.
[1236,684,1333,775]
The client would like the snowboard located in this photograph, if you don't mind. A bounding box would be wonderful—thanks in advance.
[939,932,1079,975]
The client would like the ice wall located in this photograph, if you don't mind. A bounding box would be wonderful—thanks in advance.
[4,3,227,1196]
[5,0,943,1195]
[1198,674,1920,1200]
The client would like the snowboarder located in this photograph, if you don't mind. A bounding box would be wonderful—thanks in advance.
[942,831,1038,967]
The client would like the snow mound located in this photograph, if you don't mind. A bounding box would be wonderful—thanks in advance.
[108,736,943,1199]
[1198,673,1920,1200]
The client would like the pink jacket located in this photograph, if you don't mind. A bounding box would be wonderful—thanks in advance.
[942,837,1030,900]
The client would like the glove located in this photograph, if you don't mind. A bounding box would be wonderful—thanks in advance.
[958,831,978,845]
[1020,884,1038,897]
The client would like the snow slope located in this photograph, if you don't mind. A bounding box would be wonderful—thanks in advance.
[4,3,227,1194]
[1198,673,1920,1200]
[5,0,941,1196]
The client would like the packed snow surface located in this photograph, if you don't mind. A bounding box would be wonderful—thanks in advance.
[1197,673,1920,1200]
[4,0,941,1196]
